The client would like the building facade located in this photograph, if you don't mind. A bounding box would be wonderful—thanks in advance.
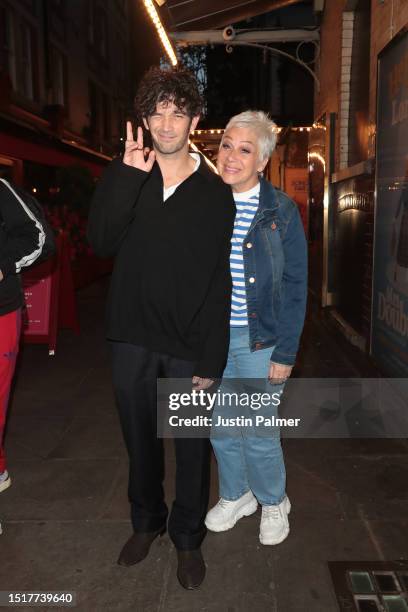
[0,0,132,197]
[312,0,408,374]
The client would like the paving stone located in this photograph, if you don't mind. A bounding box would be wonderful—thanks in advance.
[0,460,122,521]
[367,519,408,559]
[0,522,168,612]
[285,456,344,518]
[271,517,380,612]
[1,281,406,611]
[4,416,73,460]
[47,415,126,460]
[321,455,408,520]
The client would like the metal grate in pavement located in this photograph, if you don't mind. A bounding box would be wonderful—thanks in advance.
[329,561,408,611]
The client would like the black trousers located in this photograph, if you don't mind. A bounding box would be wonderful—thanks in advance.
[110,341,211,550]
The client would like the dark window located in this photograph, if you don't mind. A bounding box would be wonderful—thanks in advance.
[51,46,67,107]
[51,0,65,13]
[0,9,18,91]
[117,103,125,142]
[88,1,108,61]
[19,20,36,100]
[19,0,37,14]
[88,81,111,142]
[114,0,126,13]
[102,92,110,140]
[89,80,99,138]
[98,11,108,59]
[88,0,95,45]
[116,37,127,86]
[0,8,38,102]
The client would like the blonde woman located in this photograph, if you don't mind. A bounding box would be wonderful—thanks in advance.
[206,111,307,545]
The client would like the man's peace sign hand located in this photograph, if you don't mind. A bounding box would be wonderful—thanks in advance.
[123,121,155,172]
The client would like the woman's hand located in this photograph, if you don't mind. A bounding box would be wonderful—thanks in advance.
[123,121,155,172]
[268,362,293,384]
[192,376,214,391]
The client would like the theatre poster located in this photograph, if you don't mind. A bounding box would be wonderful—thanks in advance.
[371,30,408,375]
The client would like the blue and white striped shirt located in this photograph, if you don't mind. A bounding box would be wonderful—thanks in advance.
[230,182,260,326]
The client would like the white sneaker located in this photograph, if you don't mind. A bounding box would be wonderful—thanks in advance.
[205,491,258,532]
[259,496,291,545]
[0,470,11,493]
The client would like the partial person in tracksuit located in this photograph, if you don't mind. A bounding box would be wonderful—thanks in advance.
[0,175,45,533]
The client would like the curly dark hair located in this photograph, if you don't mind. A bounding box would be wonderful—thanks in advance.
[135,65,203,119]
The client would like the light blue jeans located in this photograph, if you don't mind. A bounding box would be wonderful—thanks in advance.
[210,326,286,506]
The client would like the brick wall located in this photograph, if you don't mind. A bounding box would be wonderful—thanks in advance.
[369,0,408,126]
[314,0,408,344]
[317,0,408,164]
[314,0,343,176]
[339,11,355,169]
[314,0,344,174]
[348,3,371,165]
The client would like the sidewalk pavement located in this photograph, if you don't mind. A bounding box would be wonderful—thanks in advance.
[1,279,407,612]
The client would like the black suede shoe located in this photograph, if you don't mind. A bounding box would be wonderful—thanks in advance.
[176,548,206,590]
[117,527,166,567]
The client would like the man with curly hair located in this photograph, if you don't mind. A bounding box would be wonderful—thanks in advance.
[88,66,235,589]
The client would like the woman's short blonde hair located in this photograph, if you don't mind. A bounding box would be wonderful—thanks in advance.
[224,110,278,161]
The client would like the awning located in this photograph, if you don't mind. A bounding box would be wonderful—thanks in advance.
[159,0,304,31]
[0,133,107,177]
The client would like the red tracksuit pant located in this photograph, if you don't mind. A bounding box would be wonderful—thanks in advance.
[0,309,21,473]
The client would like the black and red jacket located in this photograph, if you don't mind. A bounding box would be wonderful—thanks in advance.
[0,179,45,316]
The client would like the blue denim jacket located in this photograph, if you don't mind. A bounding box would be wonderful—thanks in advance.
[242,177,308,365]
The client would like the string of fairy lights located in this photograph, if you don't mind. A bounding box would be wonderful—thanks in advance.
[192,124,326,136]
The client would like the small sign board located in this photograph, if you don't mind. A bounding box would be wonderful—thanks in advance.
[22,257,60,355]
[22,232,78,355]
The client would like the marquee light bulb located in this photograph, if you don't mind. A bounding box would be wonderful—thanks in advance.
[143,0,177,66]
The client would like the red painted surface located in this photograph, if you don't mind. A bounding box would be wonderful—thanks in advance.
[0,133,106,176]
[284,167,309,238]
[22,233,79,354]
[22,267,53,336]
